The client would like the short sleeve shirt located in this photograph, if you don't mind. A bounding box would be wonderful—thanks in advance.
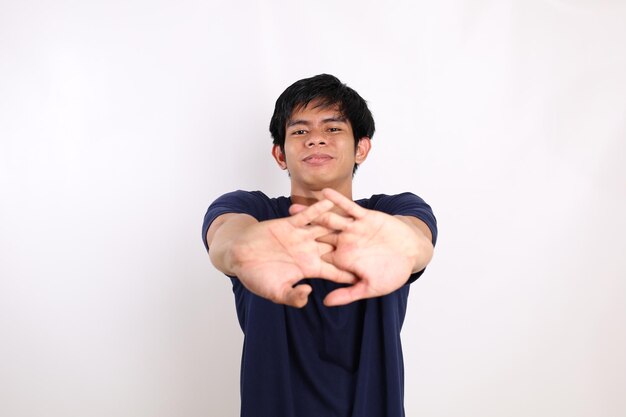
[202,191,437,417]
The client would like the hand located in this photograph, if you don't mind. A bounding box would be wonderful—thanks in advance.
[310,188,425,306]
[229,198,356,308]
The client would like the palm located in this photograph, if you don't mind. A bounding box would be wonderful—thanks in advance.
[334,212,415,289]
[234,220,325,291]
[313,189,421,306]
[230,199,355,307]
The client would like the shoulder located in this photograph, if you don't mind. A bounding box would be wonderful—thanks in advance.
[358,192,429,213]
[202,190,289,250]
[206,189,290,221]
[359,192,438,246]
[210,190,274,209]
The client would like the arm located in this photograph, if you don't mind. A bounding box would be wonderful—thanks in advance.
[206,212,258,276]
[205,200,356,308]
[394,215,434,274]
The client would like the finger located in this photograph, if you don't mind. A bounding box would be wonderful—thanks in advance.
[317,260,357,285]
[316,241,335,256]
[320,251,335,265]
[283,283,312,308]
[323,283,369,307]
[289,199,334,227]
[306,224,337,239]
[322,188,367,219]
[316,232,338,247]
[320,251,352,269]
[289,203,307,216]
[312,211,353,231]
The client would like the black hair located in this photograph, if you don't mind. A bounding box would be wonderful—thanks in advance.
[269,74,375,173]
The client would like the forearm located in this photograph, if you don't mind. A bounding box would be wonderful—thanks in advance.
[395,215,434,274]
[207,213,258,276]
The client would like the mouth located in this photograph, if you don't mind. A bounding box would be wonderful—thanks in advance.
[302,153,333,165]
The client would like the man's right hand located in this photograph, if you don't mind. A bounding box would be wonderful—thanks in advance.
[207,199,356,308]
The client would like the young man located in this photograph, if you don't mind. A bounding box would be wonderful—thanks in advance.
[202,74,437,417]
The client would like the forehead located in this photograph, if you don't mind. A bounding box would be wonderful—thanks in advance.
[289,99,346,121]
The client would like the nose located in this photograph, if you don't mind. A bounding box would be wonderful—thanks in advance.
[306,131,326,148]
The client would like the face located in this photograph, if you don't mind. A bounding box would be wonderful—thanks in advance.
[272,101,371,195]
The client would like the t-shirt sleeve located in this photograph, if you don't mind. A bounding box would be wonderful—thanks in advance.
[201,190,266,251]
[371,192,438,283]
[372,192,437,245]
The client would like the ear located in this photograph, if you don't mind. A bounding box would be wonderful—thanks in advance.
[355,137,371,164]
[272,144,288,170]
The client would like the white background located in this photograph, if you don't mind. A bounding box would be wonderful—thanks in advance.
[1,1,625,416]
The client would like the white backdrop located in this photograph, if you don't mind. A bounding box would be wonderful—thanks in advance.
[1,1,625,416]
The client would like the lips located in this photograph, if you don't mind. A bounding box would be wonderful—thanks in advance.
[302,153,333,165]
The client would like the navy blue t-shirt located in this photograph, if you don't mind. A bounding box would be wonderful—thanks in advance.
[202,191,437,417]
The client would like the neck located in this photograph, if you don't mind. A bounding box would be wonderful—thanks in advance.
[290,182,353,206]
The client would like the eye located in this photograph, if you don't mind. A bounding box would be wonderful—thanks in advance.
[291,129,307,136]
[328,127,341,132]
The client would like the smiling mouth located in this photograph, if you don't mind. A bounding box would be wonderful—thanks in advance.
[303,154,333,165]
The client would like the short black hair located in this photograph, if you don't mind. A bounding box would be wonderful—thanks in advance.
[269,74,375,172]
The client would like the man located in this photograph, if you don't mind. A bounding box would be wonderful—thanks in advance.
[202,74,437,417]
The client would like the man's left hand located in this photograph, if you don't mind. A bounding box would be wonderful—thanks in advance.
[299,188,434,306]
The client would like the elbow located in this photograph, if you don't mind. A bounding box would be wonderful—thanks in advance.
[412,238,434,274]
[209,237,246,277]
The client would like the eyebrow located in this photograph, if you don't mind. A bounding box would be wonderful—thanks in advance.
[286,116,347,128]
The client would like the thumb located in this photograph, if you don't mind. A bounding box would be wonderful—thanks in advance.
[289,203,308,216]
[284,283,312,308]
[323,283,368,307]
